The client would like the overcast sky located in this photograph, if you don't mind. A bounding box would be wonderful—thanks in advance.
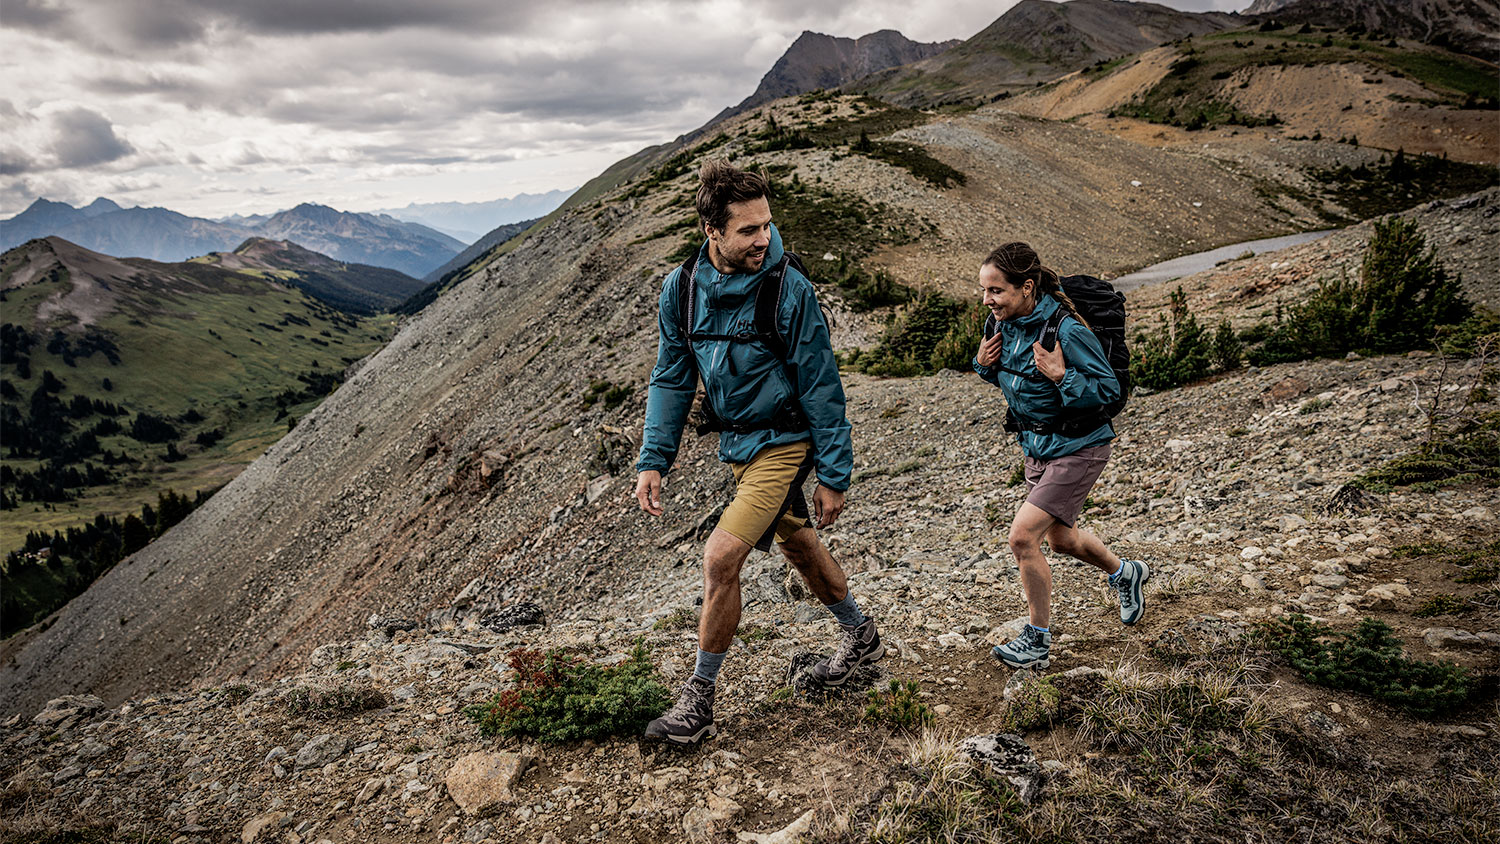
[0,0,1246,218]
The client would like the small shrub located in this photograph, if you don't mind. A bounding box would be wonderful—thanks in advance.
[217,684,252,706]
[463,639,670,742]
[1210,319,1242,372]
[652,607,697,631]
[1298,397,1332,414]
[1131,287,1213,390]
[285,684,388,719]
[1413,594,1471,617]
[1006,464,1025,487]
[857,291,969,376]
[999,676,1061,732]
[930,302,987,372]
[865,679,934,731]
[1256,615,1473,716]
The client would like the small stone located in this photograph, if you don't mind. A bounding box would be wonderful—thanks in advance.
[736,808,816,844]
[1240,573,1266,591]
[936,632,967,648]
[32,695,104,727]
[242,812,286,844]
[682,806,714,840]
[1240,546,1265,561]
[295,735,349,770]
[445,752,533,816]
[957,734,1045,804]
[1360,583,1411,610]
[367,614,417,637]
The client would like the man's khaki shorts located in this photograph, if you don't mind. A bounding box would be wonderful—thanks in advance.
[718,441,814,551]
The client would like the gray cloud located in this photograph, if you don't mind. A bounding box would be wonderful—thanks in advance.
[0,148,38,177]
[49,108,134,168]
[3,0,74,31]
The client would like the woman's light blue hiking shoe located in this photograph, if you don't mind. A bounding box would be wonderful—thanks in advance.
[1113,559,1149,625]
[991,625,1051,670]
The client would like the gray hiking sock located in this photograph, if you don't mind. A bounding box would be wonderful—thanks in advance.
[692,648,727,684]
[824,592,866,628]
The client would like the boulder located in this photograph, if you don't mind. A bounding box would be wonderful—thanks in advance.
[446,751,533,816]
[1422,627,1497,650]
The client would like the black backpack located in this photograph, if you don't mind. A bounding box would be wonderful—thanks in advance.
[672,249,813,435]
[985,274,1130,436]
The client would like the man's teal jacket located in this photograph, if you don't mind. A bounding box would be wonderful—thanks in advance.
[636,224,853,491]
[972,293,1120,460]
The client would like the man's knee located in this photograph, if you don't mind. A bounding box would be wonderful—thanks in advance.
[703,530,750,589]
[1008,528,1039,558]
[1047,528,1083,558]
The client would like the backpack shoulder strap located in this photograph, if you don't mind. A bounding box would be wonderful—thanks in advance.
[675,250,700,346]
[754,254,793,362]
[1039,308,1064,353]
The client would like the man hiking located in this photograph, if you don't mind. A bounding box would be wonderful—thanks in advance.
[635,159,882,744]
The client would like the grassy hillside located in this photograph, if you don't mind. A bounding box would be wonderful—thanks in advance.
[1112,24,1498,127]
[0,240,394,632]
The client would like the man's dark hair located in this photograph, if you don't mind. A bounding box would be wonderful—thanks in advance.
[695,159,769,233]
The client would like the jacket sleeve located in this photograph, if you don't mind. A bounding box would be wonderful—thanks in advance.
[1056,319,1120,410]
[781,278,853,491]
[636,269,697,475]
[972,356,1004,387]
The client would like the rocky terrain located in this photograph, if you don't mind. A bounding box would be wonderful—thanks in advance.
[3,334,1497,843]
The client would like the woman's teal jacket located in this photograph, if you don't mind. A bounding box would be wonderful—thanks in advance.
[636,224,853,490]
[972,294,1120,460]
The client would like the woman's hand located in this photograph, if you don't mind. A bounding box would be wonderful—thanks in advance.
[977,332,1003,368]
[1032,341,1065,384]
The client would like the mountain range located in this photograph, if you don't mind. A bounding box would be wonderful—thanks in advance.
[372,190,575,244]
[0,200,467,279]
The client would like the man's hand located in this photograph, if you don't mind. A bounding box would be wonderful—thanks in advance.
[977,332,1003,368]
[635,470,664,516]
[812,484,845,529]
[1032,341,1066,384]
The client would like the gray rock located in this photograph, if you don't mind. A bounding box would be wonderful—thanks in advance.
[479,602,545,633]
[367,614,417,637]
[957,734,1045,804]
[1002,669,1038,701]
[294,734,349,769]
[33,695,105,727]
[792,604,823,623]
[1423,627,1495,650]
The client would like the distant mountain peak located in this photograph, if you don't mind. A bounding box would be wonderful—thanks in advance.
[711,28,958,123]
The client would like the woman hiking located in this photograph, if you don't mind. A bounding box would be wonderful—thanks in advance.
[972,242,1148,670]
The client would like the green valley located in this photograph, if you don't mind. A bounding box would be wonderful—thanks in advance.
[0,236,396,633]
